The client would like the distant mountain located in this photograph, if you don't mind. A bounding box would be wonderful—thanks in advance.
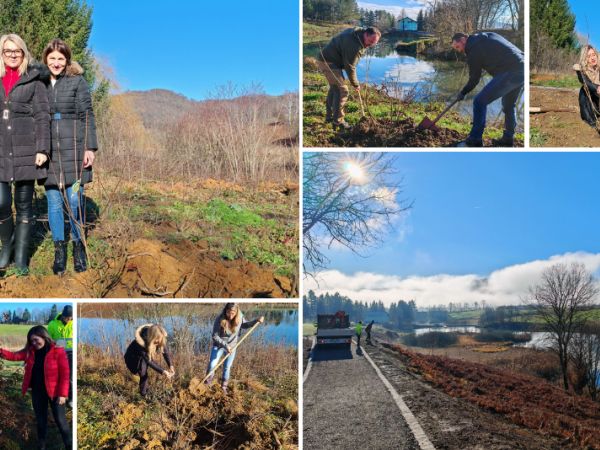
[118,89,198,129]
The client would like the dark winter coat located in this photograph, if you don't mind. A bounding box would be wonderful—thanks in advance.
[460,32,524,96]
[318,27,366,87]
[0,64,50,182]
[45,62,98,187]
[0,343,69,398]
[124,324,173,375]
[211,313,259,349]
[576,70,600,126]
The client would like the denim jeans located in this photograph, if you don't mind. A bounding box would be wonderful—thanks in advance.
[470,70,524,140]
[46,185,84,242]
[207,345,237,381]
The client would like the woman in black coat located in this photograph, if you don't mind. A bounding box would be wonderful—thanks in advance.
[574,45,600,128]
[42,39,98,274]
[0,34,50,274]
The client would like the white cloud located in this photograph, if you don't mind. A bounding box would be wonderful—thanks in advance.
[304,252,600,307]
[357,2,424,19]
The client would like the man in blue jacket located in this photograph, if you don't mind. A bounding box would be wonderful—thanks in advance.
[451,32,524,147]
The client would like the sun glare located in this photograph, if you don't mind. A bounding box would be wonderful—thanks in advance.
[343,161,366,183]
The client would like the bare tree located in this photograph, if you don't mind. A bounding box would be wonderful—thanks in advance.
[569,323,600,399]
[303,152,412,274]
[526,263,599,390]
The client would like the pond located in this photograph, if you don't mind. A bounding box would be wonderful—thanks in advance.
[79,309,298,354]
[414,326,481,335]
[305,34,524,130]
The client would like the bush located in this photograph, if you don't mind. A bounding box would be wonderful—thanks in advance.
[402,331,458,348]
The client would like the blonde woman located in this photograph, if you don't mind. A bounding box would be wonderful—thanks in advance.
[0,34,50,274]
[124,324,175,397]
[204,303,264,393]
[574,45,600,127]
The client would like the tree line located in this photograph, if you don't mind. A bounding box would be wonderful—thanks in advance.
[1,304,59,324]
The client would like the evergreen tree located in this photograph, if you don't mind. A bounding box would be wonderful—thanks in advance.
[417,10,424,31]
[49,304,58,322]
[531,0,577,50]
[22,308,31,323]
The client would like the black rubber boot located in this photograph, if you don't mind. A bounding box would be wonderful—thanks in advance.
[0,215,14,269]
[52,240,67,275]
[73,240,87,273]
[14,219,32,274]
[491,134,514,147]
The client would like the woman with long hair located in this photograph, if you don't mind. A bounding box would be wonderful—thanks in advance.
[204,303,264,393]
[0,34,50,274]
[124,324,175,397]
[0,325,71,449]
[574,45,600,127]
[42,38,98,274]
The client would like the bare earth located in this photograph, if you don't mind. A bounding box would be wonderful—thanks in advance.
[304,339,575,450]
[530,85,600,147]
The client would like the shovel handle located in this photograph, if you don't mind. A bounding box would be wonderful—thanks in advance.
[431,99,459,125]
[201,321,262,384]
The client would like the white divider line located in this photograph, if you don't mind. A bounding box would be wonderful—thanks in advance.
[356,341,436,450]
[303,336,315,383]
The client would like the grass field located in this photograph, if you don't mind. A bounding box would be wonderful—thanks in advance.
[303,21,351,44]
[0,324,31,337]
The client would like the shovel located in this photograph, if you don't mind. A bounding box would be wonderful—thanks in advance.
[201,321,262,384]
[418,98,459,131]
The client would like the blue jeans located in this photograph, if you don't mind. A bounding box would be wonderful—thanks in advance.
[207,345,237,381]
[470,70,524,140]
[46,185,85,242]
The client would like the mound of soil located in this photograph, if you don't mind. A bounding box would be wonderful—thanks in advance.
[333,117,464,147]
[0,238,295,298]
[330,117,523,148]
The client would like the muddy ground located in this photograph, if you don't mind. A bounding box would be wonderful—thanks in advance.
[310,116,524,148]
[0,238,294,298]
[304,339,576,449]
[530,85,600,147]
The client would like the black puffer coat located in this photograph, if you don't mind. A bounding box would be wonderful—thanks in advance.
[0,65,50,182]
[45,63,98,187]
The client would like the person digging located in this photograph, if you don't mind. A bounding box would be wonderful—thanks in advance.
[451,32,524,147]
[316,27,380,130]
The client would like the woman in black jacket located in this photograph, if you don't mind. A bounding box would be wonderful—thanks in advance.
[124,324,175,397]
[0,34,50,274]
[42,39,98,274]
[574,45,600,128]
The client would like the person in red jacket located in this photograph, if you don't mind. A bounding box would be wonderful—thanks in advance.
[0,325,71,450]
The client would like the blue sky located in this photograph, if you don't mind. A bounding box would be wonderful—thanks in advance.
[88,0,299,99]
[305,153,600,306]
[570,1,599,47]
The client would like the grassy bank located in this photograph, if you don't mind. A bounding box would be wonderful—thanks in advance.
[303,21,352,44]
[303,61,523,147]
[531,73,580,89]
[0,324,31,337]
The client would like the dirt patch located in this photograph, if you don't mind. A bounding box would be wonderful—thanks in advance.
[530,85,600,147]
[0,238,295,298]
[330,117,523,148]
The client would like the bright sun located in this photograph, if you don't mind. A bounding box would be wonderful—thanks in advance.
[343,161,366,183]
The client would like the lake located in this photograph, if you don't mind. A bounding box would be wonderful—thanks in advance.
[414,326,481,335]
[305,34,524,130]
[79,309,298,354]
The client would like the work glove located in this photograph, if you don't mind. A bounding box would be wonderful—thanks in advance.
[573,63,581,71]
[456,92,465,102]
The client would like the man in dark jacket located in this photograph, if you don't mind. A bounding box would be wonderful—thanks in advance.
[451,32,524,147]
[317,27,381,129]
